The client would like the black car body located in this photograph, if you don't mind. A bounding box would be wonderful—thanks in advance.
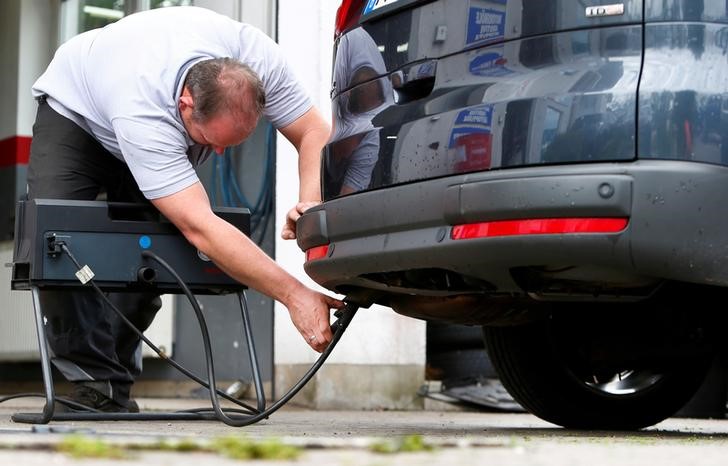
[297,0,728,429]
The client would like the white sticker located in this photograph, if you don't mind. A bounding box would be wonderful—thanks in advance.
[75,265,95,284]
[586,4,625,18]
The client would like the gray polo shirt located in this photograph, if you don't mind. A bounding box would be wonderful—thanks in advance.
[32,6,311,199]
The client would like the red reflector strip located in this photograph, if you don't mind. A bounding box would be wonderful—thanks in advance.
[306,244,330,261]
[451,218,629,240]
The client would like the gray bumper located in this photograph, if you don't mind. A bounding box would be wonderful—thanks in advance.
[297,161,728,298]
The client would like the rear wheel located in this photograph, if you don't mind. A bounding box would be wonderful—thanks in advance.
[483,298,718,430]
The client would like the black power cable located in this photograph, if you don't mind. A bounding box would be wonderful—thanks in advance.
[11,242,358,427]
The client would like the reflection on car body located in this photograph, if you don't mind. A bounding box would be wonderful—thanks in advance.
[326,0,643,195]
[327,28,393,196]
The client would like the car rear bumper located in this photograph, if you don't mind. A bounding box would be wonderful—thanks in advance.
[298,160,728,301]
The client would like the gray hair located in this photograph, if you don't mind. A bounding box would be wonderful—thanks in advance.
[184,57,266,123]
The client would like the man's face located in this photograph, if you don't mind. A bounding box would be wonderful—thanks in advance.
[179,89,258,154]
[189,113,256,154]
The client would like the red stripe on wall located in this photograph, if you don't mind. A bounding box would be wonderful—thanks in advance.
[0,136,32,168]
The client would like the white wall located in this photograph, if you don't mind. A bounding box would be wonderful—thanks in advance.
[18,1,58,137]
[0,1,21,140]
[274,1,427,367]
[194,0,275,34]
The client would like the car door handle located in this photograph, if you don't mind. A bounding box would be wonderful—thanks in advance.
[392,60,437,104]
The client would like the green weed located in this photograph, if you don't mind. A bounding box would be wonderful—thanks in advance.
[57,434,301,461]
[57,435,127,459]
[212,436,301,460]
[369,434,435,454]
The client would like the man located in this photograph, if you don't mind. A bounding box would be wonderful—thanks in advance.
[29,6,343,412]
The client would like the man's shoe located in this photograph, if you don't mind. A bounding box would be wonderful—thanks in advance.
[57,384,131,413]
[127,398,140,413]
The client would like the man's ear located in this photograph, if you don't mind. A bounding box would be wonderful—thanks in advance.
[179,90,194,111]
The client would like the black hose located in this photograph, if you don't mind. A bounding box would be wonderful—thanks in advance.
[141,249,358,427]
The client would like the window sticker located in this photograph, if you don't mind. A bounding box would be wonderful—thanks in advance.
[363,0,401,16]
[469,49,513,77]
[449,105,495,172]
[466,6,506,45]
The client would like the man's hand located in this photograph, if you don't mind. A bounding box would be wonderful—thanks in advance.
[281,201,320,240]
[283,285,345,352]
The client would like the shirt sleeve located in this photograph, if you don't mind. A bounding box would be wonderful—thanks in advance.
[112,117,200,199]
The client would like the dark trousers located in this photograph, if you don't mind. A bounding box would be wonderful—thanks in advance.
[27,98,161,406]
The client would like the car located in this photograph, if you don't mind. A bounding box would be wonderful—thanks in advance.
[296,0,728,429]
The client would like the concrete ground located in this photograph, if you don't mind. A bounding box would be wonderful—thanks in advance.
[0,398,727,465]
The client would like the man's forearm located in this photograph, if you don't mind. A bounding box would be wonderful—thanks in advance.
[201,217,305,304]
[280,107,331,203]
[152,184,304,305]
[297,129,327,202]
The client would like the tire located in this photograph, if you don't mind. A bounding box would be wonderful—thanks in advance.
[427,322,485,351]
[428,348,497,380]
[483,318,713,430]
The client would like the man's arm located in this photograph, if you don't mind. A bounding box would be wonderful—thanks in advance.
[278,106,331,240]
[151,182,342,352]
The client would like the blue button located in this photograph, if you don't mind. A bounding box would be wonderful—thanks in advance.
[139,236,152,249]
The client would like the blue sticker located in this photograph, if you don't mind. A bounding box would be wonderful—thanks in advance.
[414,61,436,79]
[139,235,152,249]
[466,7,506,46]
[455,105,494,127]
[469,50,513,77]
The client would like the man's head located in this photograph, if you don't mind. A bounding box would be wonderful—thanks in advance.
[179,58,266,154]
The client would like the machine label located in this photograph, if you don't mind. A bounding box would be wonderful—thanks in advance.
[75,265,95,284]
